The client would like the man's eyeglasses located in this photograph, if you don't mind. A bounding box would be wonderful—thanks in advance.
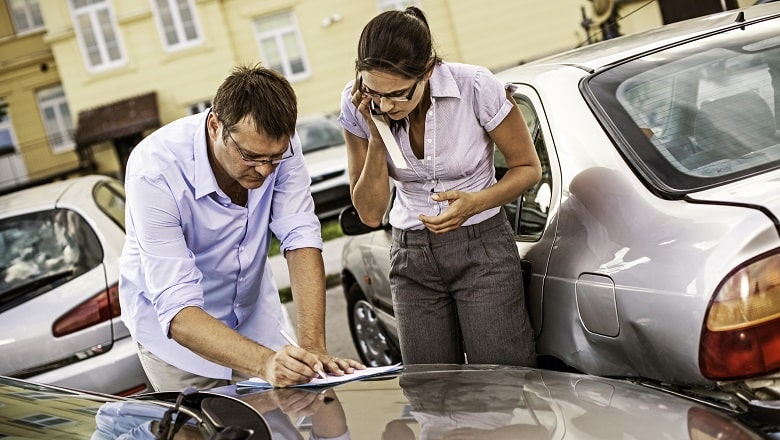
[359,76,420,102]
[225,128,294,167]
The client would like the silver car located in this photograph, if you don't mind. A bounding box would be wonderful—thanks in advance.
[340,2,780,412]
[0,175,151,395]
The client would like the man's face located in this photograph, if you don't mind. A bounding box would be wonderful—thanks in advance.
[208,113,292,189]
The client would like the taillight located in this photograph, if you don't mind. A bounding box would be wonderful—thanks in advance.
[52,283,122,337]
[700,251,780,380]
[687,407,763,440]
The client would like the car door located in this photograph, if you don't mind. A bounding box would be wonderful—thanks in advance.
[498,86,560,338]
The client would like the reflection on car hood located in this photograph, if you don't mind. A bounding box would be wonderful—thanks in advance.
[213,364,762,439]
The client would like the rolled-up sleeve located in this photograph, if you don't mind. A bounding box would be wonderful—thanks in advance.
[337,81,369,140]
[474,67,515,133]
[269,134,323,255]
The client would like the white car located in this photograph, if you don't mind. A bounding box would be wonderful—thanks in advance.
[297,114,351,220]
[0,175,151,395]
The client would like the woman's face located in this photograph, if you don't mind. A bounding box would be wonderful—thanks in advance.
[359,69,428,120]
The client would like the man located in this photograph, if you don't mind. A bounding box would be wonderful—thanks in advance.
[119,64,363,391]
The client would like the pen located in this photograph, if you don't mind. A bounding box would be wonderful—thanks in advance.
[280,329,328,380]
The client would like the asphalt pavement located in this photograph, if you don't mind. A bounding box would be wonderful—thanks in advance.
[271,236,360,360]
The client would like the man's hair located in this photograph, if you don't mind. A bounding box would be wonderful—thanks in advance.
[212,64,297,142]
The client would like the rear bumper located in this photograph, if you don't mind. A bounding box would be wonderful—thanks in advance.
[29,336,151,396]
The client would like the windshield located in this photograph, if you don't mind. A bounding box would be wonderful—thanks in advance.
[297,117,345,154]
[587,21,780,194]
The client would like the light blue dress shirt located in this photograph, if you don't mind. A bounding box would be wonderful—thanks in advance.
[338,61,513,230]
[119,109,322,379]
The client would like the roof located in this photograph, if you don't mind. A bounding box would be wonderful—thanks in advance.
[74,92,161,147]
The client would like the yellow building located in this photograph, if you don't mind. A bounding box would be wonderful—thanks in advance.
[0,0,756,191]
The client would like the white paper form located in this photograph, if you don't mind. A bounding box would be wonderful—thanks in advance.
[237,363,403,389]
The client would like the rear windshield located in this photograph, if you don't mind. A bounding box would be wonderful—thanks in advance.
[0,209,102,303]
[587,20,780,194]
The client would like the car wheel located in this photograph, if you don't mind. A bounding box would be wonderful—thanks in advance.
[346,284,401,367]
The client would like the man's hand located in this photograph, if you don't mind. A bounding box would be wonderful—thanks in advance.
[263,345,327,387]
[316,352,366,376]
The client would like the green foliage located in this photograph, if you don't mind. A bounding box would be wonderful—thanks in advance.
[268,218,342,257]
[271,218,343,303]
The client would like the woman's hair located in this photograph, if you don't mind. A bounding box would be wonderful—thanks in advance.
[356,7,441,79]
[212,63,297,143]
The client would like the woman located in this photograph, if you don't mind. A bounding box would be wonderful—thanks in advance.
[338,7,541,366]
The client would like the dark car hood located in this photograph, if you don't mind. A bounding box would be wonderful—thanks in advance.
[215,364,763,439]
[1,366,767,439]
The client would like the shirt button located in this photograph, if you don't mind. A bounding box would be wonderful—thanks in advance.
[427,156,432,160]
[427,138,432,143]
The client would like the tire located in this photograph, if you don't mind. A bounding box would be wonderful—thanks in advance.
[346,283,401,367]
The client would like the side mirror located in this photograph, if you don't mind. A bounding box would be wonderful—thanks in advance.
[338,205,387,236]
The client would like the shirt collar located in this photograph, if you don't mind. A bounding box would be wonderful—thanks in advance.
[194,109,221,199]
[428,62,461,99]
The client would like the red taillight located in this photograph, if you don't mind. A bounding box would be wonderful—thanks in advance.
[52,283,121,337]
[687,407,763,439]
[700,251,780,380]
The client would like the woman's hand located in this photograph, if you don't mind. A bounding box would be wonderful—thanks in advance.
[418,190,484,233]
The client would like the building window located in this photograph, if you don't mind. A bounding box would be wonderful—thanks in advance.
[0,103,28,189]
[377,0,422,11]
[69,0,125,71]
[7,0,44,34]
[37,86,75,154]
[253,12,309,81]
[0,102,16,157]
[151,0,202,51]
[188,100,211,115]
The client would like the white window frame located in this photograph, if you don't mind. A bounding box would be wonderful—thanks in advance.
[7,0,45,34]
[0,104,29,189]
[37,85,75,154]
[376,0,422,11]
[150,0,202,51]
[253,11,310,82]
[69,0,126,72]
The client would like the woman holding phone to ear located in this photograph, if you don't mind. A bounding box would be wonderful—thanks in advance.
[337,7,541,366]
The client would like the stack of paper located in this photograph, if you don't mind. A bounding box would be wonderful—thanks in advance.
[237,363,403,389]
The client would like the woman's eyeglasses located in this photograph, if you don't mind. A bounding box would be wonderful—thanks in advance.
[359,76,420,102]
[225,128,294,167]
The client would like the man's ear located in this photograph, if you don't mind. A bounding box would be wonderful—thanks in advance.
[207,112,219,140]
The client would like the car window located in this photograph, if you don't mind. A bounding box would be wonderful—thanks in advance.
[297,118,345,154]
[587,22,780,194]
[494,96,552,240]
[0,209,103,307]
[94,180,126,231]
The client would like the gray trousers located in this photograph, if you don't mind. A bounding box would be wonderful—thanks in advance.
[389,213,536,366]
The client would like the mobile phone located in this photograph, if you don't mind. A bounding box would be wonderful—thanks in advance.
[369,100,384,116]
